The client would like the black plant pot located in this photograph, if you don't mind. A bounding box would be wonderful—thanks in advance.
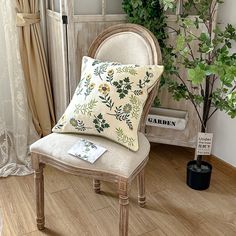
[186,160,212,190]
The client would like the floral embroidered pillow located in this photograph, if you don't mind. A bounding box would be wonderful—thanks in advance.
[52,56,164,151]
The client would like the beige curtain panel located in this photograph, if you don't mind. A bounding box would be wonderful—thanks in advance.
[16,0,55,137]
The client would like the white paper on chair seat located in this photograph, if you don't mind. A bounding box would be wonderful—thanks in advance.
[68,139,107,163]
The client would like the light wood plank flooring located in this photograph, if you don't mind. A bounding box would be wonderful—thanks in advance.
[0,144,236,236]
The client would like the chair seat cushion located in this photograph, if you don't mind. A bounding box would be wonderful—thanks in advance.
[30,133,150,178]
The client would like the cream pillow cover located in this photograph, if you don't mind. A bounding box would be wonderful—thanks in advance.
[53,56,164,151]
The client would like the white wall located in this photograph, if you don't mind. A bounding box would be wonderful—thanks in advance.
[208,0,236,167]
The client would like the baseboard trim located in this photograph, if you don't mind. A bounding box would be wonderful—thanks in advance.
[205,155,236,178]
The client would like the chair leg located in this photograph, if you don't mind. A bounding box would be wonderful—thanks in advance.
[35,163,45,230]
[93,179,101,193]
[137,169,146,207]
[118,179,129,236]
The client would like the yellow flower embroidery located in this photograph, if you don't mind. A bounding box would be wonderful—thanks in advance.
[70,118,77,127]
[89,83,95,89]
[123,104,132,114]
[107,69,114,77]
[98,83,110,95]
[86,74,92,81]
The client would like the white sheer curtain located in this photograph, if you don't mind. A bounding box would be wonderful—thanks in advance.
[0,0,38,177]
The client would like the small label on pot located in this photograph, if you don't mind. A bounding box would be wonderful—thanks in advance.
[196,132,213,155]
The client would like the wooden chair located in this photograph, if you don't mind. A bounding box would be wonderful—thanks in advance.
[30,23,162,236]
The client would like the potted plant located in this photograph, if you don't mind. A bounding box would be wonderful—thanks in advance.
[123,0,236,190]
[163,0,236,190]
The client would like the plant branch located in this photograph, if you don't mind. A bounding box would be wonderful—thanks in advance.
[203,21,210,33]
[210,0,218,18]
[228,84,236,97]
[207,83,236,122]
[166,25,178,34]
[176,74,205,128]
[192,2,200,16]
[200,84,204,95]
[183,26,195,61]
[179,25,199,39]
[207,107,218,121]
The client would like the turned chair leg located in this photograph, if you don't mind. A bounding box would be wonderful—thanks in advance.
[118,179,129,236]
[137,169,146,207]
[93,179,101,193]
[35,163,45,230]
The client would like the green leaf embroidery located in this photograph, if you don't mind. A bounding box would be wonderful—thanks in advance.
[76,87,83,96]
[70,118,87,131]
[92,60,100,66]
[113,77,133,99]
[125,119,133,130]
[112,106,129,120]
[84,75,95,99]
[75,75,87,95]
[129,95,141,119]
[84,85,95,99]
[133,90,143,96]
[93,113,110,133]
[106,69,115,85]
[94,63,109,80]
[74,99,98,116]
[53,115,66,130]
[99,94,114,110]
[108,106,133,130]
[116,128,135,147]
[53,124,64,130]
[137,71,154,89]
[116,66,138,75]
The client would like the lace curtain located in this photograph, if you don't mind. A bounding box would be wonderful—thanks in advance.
[0,0,38,177]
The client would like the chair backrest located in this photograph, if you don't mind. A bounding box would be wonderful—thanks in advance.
[88,23,162,133]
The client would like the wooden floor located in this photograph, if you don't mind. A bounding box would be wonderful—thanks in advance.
[1,144,236,236]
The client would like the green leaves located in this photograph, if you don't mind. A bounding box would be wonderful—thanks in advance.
[207,59,236,88]
[171,0,236,122]
[182,18,195,28]
[130,0,142,8]
[188,66,205,85]
[124,0,236,124]
[212,89,236,118]
[167,80,188,101]
[122,0,175,108]
[176,34,185,52]
[227,92,236,118]
[224,24,236,40]
[159,0,175,11]
[199,33,213,53]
